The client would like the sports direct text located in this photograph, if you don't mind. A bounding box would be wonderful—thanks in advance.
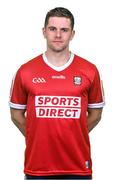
[35,96,81,119]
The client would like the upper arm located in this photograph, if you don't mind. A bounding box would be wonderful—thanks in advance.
[10,108,26,136]
[87,107,103,120]
[10,108,26,121]
[9,68,27,130]
[88,67,105,109]
[9,68,27,111]
[87,108,103,132]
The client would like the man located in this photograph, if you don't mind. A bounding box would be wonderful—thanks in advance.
[9,7,105,180]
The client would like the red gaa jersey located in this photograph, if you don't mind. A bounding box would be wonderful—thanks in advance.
[9,53,105,176]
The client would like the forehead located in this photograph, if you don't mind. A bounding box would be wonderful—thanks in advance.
[47,17,71,28]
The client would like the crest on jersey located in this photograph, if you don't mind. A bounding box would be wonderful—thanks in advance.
[73,76,82,85]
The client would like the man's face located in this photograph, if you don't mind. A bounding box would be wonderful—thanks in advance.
[43,17,75,52]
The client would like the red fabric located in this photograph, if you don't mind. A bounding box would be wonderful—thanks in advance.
[10,54,104,176]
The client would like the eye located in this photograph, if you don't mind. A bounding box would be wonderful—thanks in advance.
[49,27,56,31]
[61,28,69,32]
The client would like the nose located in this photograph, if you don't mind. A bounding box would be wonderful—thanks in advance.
[56,30,61,38]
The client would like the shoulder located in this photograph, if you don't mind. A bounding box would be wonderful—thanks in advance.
[74,54,97,70]
[20,54,43,70]
[15,54,43,76]
[73,54,99,75]
[73,54,100,82]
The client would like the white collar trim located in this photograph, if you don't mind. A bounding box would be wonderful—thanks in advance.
[42,52,74,72]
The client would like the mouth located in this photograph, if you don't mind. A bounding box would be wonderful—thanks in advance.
[53,40,62,42]
[53,41,63,44]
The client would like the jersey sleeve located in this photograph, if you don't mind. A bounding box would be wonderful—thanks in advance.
[9,67,27,109]
[88,67,105,108]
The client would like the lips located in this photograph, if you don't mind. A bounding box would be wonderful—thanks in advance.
[53,41,63,43]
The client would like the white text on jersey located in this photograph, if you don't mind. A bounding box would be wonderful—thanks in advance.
[35,96,81,119]
[32,77,46,84]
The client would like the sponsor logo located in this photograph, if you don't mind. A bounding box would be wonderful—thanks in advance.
[51,75,66,79]
[32,77,46,84]
[35,96,81,119]
[73,76,82,85]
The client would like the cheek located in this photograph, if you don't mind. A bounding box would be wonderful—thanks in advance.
[44,32,54,39]
[65,36,73,42]
[64,33,74,41]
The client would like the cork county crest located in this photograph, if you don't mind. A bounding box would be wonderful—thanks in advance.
[73,76,82,85]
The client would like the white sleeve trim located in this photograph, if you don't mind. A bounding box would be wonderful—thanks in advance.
[88,102,105,108]
[9,102,27,109]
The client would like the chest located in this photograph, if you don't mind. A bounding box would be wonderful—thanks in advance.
[24,67,91,98]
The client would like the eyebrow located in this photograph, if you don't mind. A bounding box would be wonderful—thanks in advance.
[48,26,56,29]
[48,26,70,30]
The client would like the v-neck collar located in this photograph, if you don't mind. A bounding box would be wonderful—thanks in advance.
[42,52,74,72]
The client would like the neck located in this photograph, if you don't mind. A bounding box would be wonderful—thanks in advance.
[45,50,71,67]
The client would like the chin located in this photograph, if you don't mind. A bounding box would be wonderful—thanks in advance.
[52,47,67,53]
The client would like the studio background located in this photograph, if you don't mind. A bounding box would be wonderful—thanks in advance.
[0,0,115,179]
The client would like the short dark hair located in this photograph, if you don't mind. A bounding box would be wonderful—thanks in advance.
[44,7,74,30]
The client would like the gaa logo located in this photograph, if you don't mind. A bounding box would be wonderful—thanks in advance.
[32,77,46,84]
[73,76,82,85]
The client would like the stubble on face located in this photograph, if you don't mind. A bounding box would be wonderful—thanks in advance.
[47,41,69,53]
[43,17,74,53]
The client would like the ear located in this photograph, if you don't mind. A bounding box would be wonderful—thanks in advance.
[70,30,75,40]
[42,27,46,38]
